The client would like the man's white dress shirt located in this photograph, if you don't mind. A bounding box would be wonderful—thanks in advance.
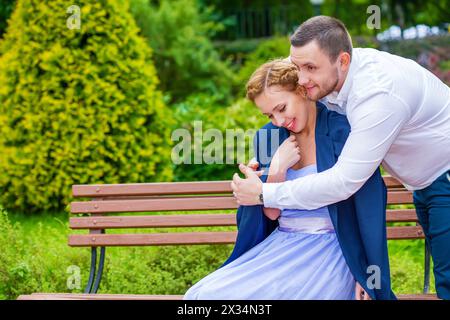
[263,48,450,210]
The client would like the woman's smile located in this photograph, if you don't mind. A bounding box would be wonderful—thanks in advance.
[285,118,296,131]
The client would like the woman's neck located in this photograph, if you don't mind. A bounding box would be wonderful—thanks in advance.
[295,101,316,141]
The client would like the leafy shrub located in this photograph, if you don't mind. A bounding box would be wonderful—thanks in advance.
[172,95,269,181]
[130,0,236,104]
[235,36,290,95]
[0,0,173,213]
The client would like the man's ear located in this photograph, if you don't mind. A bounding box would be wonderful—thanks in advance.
[339,52,351,71]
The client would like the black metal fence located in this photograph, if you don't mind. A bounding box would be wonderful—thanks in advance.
[219,5,307,40]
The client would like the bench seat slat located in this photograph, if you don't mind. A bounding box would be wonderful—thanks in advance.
[69,231,238,247]
[17,293,184,300]
[17,293,438,300]
[70,214,237,229]
[71,197,239,213]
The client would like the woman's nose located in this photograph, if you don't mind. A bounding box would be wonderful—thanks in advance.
[273,115,285,128]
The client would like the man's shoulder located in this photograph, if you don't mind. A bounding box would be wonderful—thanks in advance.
[350,48,394,98]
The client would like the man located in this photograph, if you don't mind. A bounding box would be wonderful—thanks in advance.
[231,16,450,299]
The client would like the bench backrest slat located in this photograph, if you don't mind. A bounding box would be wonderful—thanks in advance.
[71,197,238,213]
[72,181,232,197]
[69,231,238,247]
[69,209,418,230]
[70,214,237,229]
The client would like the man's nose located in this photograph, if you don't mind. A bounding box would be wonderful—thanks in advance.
[297,70,309,86]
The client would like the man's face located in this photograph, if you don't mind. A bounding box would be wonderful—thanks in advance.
[289,40,340,101]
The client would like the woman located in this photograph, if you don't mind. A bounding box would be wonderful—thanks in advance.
[184,59,396,300]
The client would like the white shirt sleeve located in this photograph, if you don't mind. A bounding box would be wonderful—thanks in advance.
[262,93,410,210]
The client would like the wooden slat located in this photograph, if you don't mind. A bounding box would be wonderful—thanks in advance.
[17,293,439,301]
[73,181,233,198]
[387,226,424,239]
[383,176,405,189]
[386,209,418,222]
[387,191,413,204]
[69,231,238,247]
[70,210,417,229]
[17,293,183,300]
[72,176,405,198]
[71,196,238,214]
[70,214,237,229]
[71,193,411,213]
[69,226,424,246]
[17,293,438,300]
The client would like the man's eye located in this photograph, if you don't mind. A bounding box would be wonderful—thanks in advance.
[307,66,315,71]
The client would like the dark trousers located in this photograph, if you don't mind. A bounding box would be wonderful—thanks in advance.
[413,169,450,299]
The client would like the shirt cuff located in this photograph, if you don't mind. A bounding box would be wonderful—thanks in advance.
[262,182,282,209]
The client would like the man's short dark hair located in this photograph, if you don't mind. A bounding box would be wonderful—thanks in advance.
[290,16,352,62]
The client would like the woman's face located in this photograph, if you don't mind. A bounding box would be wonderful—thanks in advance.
[254,85,309,134]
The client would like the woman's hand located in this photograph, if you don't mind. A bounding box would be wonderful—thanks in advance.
[355,282,372,300]
[269,135,301,175]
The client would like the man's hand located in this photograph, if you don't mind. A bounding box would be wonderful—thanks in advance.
[231,163,264,205]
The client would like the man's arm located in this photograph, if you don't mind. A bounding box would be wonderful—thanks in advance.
[262,93,409,210]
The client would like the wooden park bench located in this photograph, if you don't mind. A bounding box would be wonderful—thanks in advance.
[18,176,438,300]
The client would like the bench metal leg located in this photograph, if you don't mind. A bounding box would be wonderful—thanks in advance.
[424,238,431,294]
[92,247,106,294]
[84,247,97,293]
[84,229,106,294]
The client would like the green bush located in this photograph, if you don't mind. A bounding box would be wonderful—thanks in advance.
[172,95,269,181]
[235,36,290,96]
[0,0,16,39]
[0,0,173,213]
[130,0,236,104]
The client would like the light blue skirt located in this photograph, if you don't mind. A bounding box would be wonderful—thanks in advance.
[183,225,356,300]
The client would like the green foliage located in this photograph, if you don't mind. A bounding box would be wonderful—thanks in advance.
[130,0,236,104]
[172,95,269,181]
[235,36,290,96]
[0,0,173,213]
[0,0,16,39]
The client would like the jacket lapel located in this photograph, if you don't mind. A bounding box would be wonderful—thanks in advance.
[314,103,339,234]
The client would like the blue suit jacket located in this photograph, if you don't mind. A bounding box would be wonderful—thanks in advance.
[222,102,396,300]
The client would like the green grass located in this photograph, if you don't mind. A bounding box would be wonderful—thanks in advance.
[0,209,435,300]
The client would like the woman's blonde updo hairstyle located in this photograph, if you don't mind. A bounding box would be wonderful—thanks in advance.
[246,58,306,102]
